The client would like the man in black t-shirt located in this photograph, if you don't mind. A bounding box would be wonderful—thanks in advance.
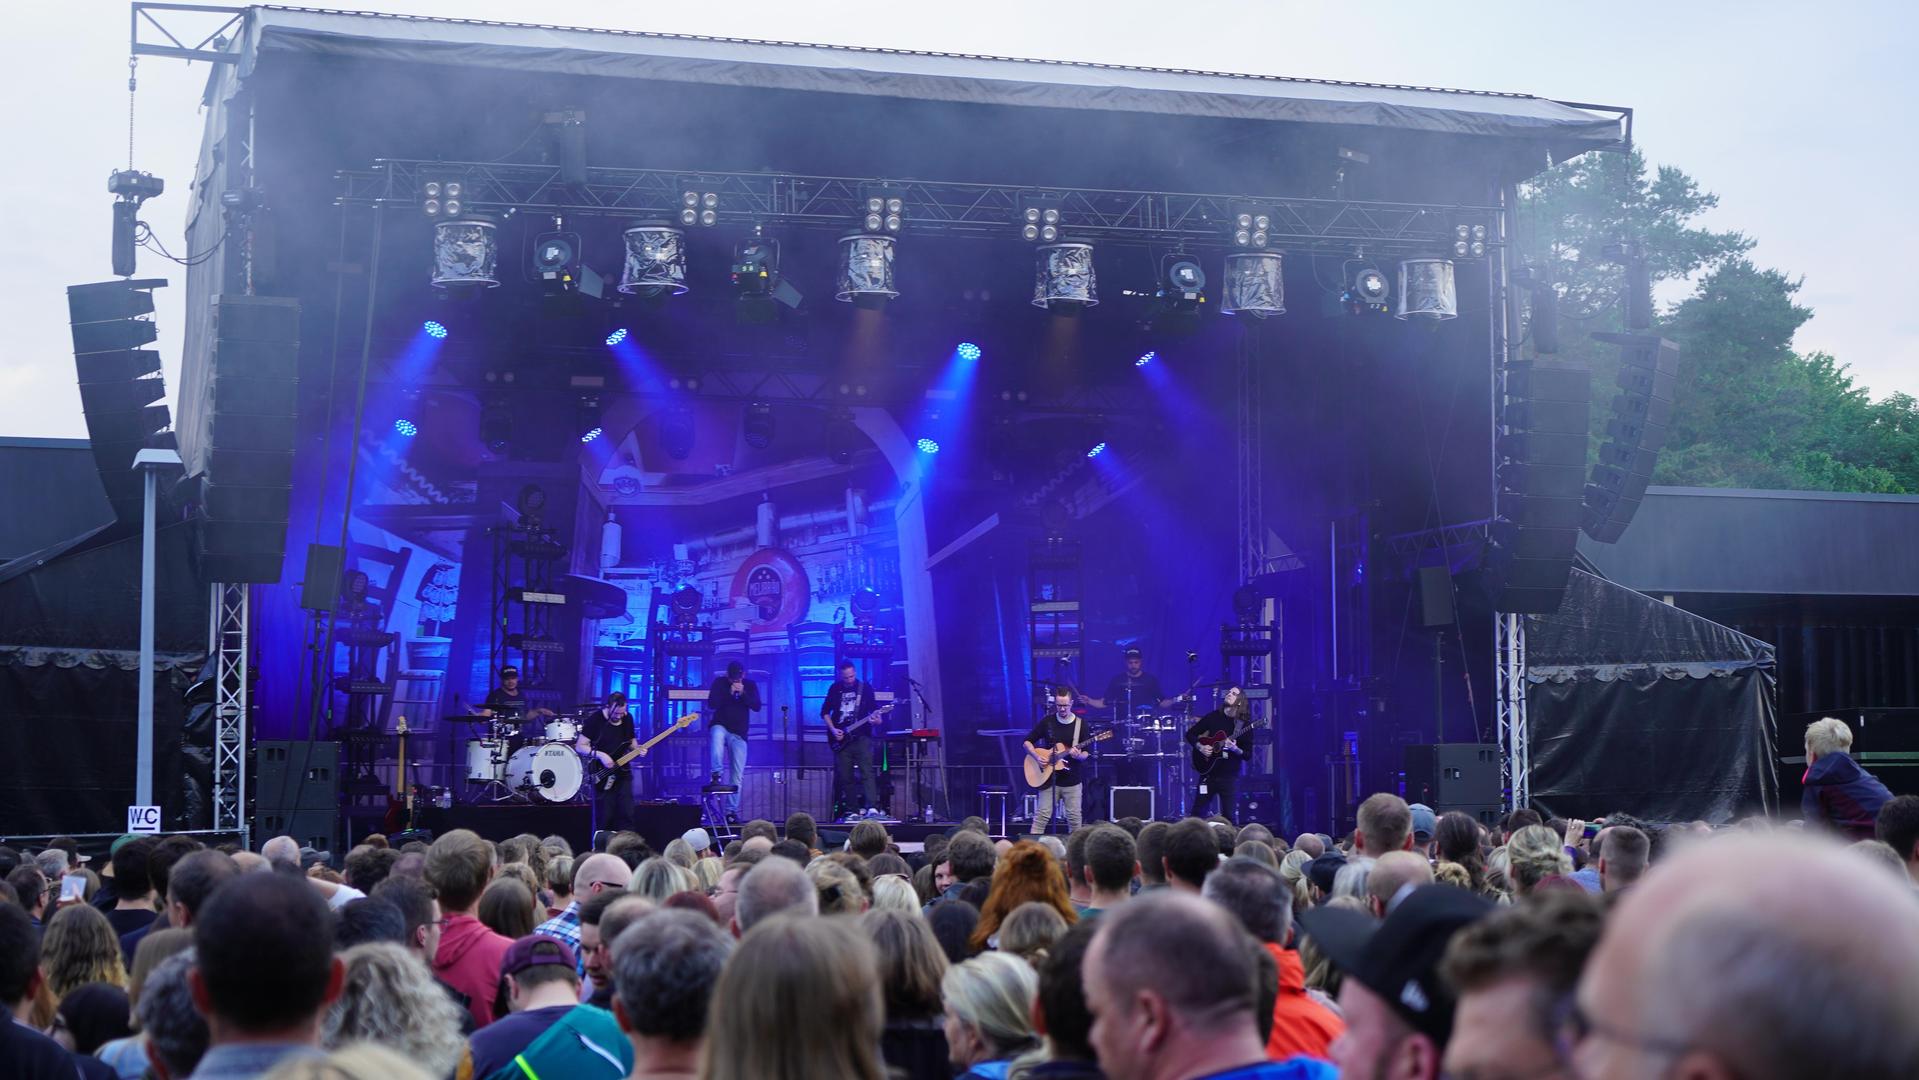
[705,661,761,822]
[821,662,883,819]
[1077,648,1182,719]
[577,692,641,831]
[1186,685,1252,822]
[1025,688,1091,835]
[480,666,554,740]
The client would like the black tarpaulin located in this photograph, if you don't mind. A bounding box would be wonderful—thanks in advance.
[1526,569,1777,822]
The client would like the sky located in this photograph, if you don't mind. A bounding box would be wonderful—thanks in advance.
[3,0,1914,439]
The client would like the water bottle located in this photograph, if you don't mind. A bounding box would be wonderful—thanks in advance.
[923,803,934,823]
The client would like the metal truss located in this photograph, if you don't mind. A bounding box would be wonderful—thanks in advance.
[1235,332,1264,583]
[338,159,1499,256]
[209,582,249,840]
[1382,518,1494,559]
[131,4,246,64]
[1495,612,1528,810]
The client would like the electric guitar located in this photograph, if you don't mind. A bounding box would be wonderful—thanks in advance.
[1023,729,1114,788]
[590,712,701,794]
[826,702,897,751]
[1191,715,1269,776]
[382,715,412,833]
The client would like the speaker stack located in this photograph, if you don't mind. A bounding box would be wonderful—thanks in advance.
[1402,743,1502,825]
[195,295,301,584]
[252,740,340,854]
[1491,362,1592,613]
[66,280,174,525]
[1583,333,1682,544]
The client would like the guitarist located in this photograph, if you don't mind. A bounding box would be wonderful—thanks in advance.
[1023,688,1091,835]
[822,661,883,819]
[1185,686,1252,822]
[576,692,643,830]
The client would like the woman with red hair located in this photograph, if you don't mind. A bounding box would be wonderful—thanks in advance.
[968,841,1076,952]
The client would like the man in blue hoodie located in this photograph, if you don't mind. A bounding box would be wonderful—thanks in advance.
[1802,716,1893,840]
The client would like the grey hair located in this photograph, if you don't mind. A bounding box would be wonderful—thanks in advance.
[735,857,818,932]
[942,951,1039,1059]
[612,909,734,1041]
[35,850,68,879]
[1202,857,1291,944]
[662,838,699,871]
[631,857,700,903]
[869,875,920,913]
[1330,856,1375,902]
[321,943,467,1077]
[136,949,208,1079]
[1805,717,1853,758]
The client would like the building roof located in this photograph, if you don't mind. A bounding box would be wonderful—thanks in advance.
[0,438,113,563]
[243,6,1626,150]
[1579,486,1919,598]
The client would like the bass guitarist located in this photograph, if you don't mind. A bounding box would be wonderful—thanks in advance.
[1185,685,1253,822]
[577,691,643,831]
[822,661,884,819]
[1023,687,1091,835]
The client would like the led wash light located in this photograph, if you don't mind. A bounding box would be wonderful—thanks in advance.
[605,328,629,346]
[1136,351,1156,367]
[916,438,941,455]
[581,427,603,443]
[956,342,982,362]
[423,320,448,339]
[1086,442,1108,459]
[393,419,418,437]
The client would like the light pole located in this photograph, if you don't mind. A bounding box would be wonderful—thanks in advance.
[132,447,181,807]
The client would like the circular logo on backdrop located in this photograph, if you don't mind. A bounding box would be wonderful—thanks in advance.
[728,549,810,630]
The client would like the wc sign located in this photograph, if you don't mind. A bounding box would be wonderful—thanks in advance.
[127,805,162,834]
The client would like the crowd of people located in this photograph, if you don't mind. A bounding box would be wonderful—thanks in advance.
[4,717,1919,1079]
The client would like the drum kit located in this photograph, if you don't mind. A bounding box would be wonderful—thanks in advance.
[461,713,591,804]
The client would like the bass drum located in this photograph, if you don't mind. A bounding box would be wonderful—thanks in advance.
[507,742,584,803]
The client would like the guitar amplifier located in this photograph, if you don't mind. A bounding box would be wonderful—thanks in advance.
[1110,786,1154,821]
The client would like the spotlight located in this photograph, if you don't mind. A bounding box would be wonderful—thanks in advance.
[575,393,603,444]
[423,320,449,339]
[743,402,775,450]
[836,234,898,306]
[1033,243,1098,310]
[1086,442,1108,459]
[1395,258,1458,321]
[956,342,982,361]
[532,230,603,298]
[394,419,418,437]
[581,427,603,443]
[860,185,905,235]
[1230,205,1273,249]
[916,437,941,455]
[1158,256,1207,310]
[421,171,464,218]
[730,236,778,296]
[1017,195,1063,243]
[1221,251,1285,318]
[618,223,688,297]
[1135,351,1156,367]
[1452,220,1490,260]
[605,328,628,346]
[680,187,720,228]
[430,216,500,289]
[1342,264,1390,315]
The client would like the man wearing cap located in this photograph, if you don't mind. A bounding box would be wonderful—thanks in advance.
[479,665,555,738]
[1076,648,1183,717]
[1408,804,1437,859]
[1298,885,1494,1080]
[681,828,714,860]
[466,935,632,1080]
[705,660,761,823]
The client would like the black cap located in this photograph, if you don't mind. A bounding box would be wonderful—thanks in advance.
[1297,885,1493,1049]
[501,666,520,677]
[1124,647,1143,658]
[1305,851,1347,895]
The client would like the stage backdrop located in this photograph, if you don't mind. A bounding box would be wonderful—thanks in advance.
[1526,569,1778,823]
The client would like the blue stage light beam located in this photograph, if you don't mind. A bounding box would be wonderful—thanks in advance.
[423,320,448,339]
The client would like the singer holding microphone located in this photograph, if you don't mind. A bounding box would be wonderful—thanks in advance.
[705,660,761,823]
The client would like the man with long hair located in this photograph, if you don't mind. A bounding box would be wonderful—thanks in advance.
[1185,686,1253,822]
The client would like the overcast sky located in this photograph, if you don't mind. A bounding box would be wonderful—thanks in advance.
[5,0,1913,439]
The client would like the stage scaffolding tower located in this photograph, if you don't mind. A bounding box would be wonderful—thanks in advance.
[210,583,249,842]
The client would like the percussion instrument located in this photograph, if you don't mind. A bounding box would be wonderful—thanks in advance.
[508,742,585,802]
[464,738,509,781]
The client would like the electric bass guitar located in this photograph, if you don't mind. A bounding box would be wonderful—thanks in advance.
[1023,729,1114,788]
[590,712,701,794]
[1190,716,1269,776]
[827,703,897,750]
[382,715,412,833]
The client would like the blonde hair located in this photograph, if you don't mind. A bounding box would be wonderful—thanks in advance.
[663,838,699,871]
[995,902,1067,966]
[321,945,467,1077]
[1433,861,1473,890]
[41,903,129,999]
[702,915,887,1080]
[630,857,699,903]
[942,952,1040,1060]
[808,859,867,916]
[261,1041,434,1080]
[1279,849,1314,915]
[693,856,725,892]
[1507,825,1572,893]
[1806,717,1853,759]
[869,875,921,913]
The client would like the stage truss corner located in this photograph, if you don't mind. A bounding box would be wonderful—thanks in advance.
[210,581,249,843]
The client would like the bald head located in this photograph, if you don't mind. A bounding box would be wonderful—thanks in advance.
[260,835,299,867]
[573,852,633,895]
[733,856,817,933]
[1291,833,1325,860]
[1366,851,1435,915]
[1579,833,1919,1079]
[739,835,774,857]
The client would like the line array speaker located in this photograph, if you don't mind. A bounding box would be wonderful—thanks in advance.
[1582,332,1681,543]
[196,295,301,583]
[67,280,174,525]
[1492,362,1591,613]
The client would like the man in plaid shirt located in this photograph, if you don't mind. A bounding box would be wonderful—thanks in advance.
[534,852,633,973]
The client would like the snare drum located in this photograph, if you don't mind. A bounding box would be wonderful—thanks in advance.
[507,742,585,803]
[543,717,581,744]
[465,738,507,781]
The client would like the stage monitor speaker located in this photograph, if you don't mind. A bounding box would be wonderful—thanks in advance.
[67,279,174,526]
[1583,333,1681,544]
[1110,786,1154,821]
[1403,743,1502,812]
[252,809,337,856]
[301,544,345,611]
[1418,565,1456,628]
[253,741,340,813]
[196,294,301,584]
[1493,361,1591,614]
[1234,777,1282,831]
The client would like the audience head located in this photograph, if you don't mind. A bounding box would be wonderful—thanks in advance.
[477,877,538,939]
[192,871,344,1040]
[41,903,128,997]
[1576,832,1919,1080]
[767,838,812,867]
[1201,856,1291,944]
[1408,803,1438,851]
[1507,825,1573,894]
[1367,850,1437,917]
[733,857,818,934]
[1291,832,1326,859]
[1877,795,1919,884]
[424,829,494,913]
[0,904,42,1011]
[6,865,46,917]
[1083,824,1139,898]
[611,909,733,1053]
[631,856,699,903]
[942,951,1041,1071]
[848,820,891,859]
[1161,818,1220,890]
[1597,825,1650,892]
[808,859,868,916]
[928,899,981,963]
[946,830,998,886]
[606,830,653,869]
[1134,822,1172,885]
[333,897,408,949]
[1439,889,1604,1080]
[321,942,467,1076]
[500,934,581,1013]
[1355,793,1415,856]
[783,812,820,850]
[866,851,911,880]
[711,865,746,926]
[164,850,239,929]
[369,875,441,960]
[739,818,779,844]
[971,840,1075,950]
[138,947,209,1078]
[998,901,1069,966]
[342,846,401,894]
[53,981,130,1055]
[863,908,948,1020]
[1032,920,1101,1064]
[1501,808,1543,843]
[662,837,699,870]
[572,851,634,899]
[1804,715,1853,763]
[703,915,887,1080]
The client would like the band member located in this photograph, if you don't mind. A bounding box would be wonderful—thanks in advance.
[1024,687,1090,835]
[477,665,554,739]
[822,661,883,819]
[1186,685,1251,822]
[1077,647,1183,717]
[705,661,761,823]
[578,691,642,831]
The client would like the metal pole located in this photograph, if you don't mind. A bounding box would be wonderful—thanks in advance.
[138,465,157,806]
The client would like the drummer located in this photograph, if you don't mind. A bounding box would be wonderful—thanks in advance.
[476,665,554,741]
[1075,648,1185,718]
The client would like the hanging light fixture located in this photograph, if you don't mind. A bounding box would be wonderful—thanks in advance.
[1396,258,1458,320]
[836,233,898,305]
[1221,251,1284,317]
[430,215,500,289]
[618,223,688,297]
[1032,242,1098,310]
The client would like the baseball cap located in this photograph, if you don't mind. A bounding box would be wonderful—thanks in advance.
[501,665,520,677]
[109,834,143,857]
[1409,803,1437,841]
[1298,884,1494,1048]
[1305,852,1347,895]
[1123,647,1143,658]
[503,934,578,977]
[682,828,712,852]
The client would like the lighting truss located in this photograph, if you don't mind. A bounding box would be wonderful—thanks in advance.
[209,582,249,841]
[338,159,1500,257]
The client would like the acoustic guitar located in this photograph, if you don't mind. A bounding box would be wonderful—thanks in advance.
[1023,729,1113,788]
[590,711,701,794]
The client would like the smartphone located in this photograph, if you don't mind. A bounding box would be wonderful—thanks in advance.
[59,874,86,902]
[1580,821,1602,840]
